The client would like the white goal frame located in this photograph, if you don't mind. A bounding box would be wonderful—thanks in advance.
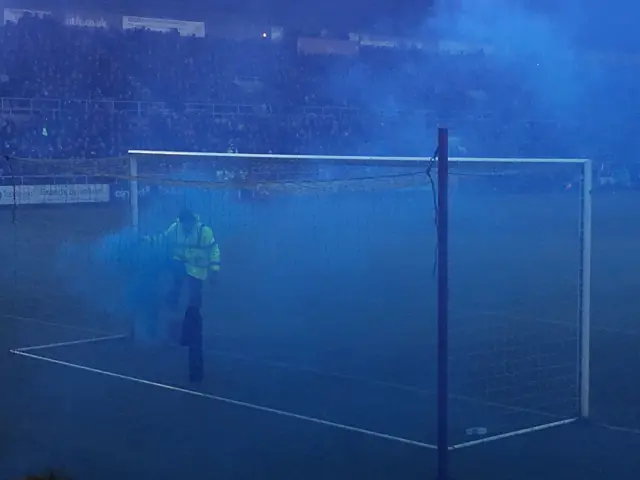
[127,149,593,426]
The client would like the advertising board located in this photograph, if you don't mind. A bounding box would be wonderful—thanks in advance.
[0,184,110,205]
[122,15,205,37]
[3,7,51,24]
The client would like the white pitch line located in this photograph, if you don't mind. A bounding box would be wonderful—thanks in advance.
[449,417,577,450]
[596,422,640,436]
[0,313,579,423]
[0,312,231,342]
[0,313,117,336]
[14,334,127,352]
[9,349,437,450]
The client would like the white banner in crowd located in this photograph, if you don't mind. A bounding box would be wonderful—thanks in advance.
[122,15,205,37]
[0,184,110,205]
[3,7,52,24]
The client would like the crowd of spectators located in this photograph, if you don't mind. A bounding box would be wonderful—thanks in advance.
[0,12,603,175]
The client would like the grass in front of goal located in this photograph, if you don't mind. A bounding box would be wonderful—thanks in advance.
[2,169,640,478]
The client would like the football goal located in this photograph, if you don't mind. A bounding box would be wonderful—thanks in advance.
[123,147,593,447]
[1,143,593,475]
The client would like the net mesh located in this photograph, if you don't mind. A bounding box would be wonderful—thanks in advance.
[447,176,582,445]
[1,152,593,447]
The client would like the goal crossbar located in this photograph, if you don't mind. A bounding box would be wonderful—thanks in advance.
[128,149,589,165]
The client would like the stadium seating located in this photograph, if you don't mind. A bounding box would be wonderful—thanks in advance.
[0,13,564,167]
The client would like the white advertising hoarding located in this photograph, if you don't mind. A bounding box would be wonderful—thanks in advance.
[3,7,52,24]
[122,15,205,37]
[0,184,110,205]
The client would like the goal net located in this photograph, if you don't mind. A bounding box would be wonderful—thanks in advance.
[1,150,592,449]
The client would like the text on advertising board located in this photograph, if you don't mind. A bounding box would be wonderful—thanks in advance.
[64,14,109,29]
[0,184,110,205]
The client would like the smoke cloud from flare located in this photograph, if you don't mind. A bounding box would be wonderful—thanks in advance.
[439,0,597,119]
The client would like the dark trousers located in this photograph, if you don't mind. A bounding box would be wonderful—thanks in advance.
[167,264,203,311]
[167,262,204,382]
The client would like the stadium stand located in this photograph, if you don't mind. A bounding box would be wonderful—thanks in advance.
[0,12,565,168]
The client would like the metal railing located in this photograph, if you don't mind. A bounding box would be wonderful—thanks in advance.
[0,97,368,116]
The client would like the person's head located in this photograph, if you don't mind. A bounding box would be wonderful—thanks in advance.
[178,208,197,233]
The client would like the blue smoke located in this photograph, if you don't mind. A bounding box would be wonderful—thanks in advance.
[56,226,169,340]
[450,0,591,113]
[51,163,441,385]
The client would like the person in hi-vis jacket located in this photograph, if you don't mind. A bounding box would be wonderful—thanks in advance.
[147,208,221,383]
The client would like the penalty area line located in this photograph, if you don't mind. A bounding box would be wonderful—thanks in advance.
[13,334,128,352]
[9,349,436,451]
[596,422,640,436]
[0,313,120,336]
[449,417,578,450]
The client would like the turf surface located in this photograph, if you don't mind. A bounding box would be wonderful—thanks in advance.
[1,189,640,479]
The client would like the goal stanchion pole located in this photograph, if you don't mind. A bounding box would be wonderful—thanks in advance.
[578,159,593,420]
[129,154,139,230]
[436,127,450,480]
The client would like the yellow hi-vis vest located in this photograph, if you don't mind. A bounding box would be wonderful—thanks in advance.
[164,219,221,280]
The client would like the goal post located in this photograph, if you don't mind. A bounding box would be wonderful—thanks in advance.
[579,159,593,420]
[126,147,593,444]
